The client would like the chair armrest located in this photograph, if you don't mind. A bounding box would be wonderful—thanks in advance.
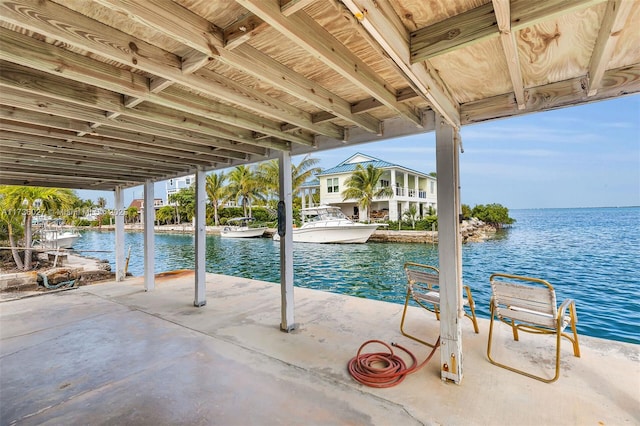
[557,298,577,326]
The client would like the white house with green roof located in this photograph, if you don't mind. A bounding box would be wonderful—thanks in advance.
[311,153,437,222]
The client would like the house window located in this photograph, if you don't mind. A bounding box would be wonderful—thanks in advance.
[380,179,389,187]
[327,178,339,193]
[430,181,435,193]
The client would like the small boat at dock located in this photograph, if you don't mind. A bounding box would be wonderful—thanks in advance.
[273,205,382,244]
[34,228,81,249]
[220,217,267,238]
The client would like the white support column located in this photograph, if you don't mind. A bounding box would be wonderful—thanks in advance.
[194,167,207,307]
[436,114,464,384]
[278,150,295,331]
[301,188,306,210]
[143,180,155,291]
[114,186,125,281]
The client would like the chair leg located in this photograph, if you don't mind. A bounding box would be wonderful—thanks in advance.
[568,304,580,357]
[400,287,438,348]
[464,286,479,334]
[487,304,496,362]
[487,305,561,383]
[511,318,519,341]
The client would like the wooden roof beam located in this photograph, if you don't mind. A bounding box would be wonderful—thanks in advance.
[0,0,328,145]
[0,86,276,157]
[95,0,381,134]
[236,0,423,128]
[0,121,232,167]
[0,136,208,171]
[411,0,607,62]
[0,107,252,163]
[492,0,526,110]
[0,48,277,153]
[339,0,460,128]
[461,63,640,124]
[0,171,140,188]
[587,0,634,96]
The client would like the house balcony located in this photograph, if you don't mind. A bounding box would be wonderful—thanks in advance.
[381,187,429,200]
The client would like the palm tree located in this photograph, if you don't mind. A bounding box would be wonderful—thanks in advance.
[0,186,74,270]
[0,194,26,269]
[403,204,419,229]
[341,164,393,222]
[227,165,263,217]
[156,206,175,225]
[168,186,195,223]
[257,155,321,206]
[205,172,228,226]
[125,206,139,224]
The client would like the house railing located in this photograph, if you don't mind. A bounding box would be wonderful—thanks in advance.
[375,186,431,200]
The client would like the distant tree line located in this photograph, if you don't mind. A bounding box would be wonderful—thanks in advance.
[0,159,515,270]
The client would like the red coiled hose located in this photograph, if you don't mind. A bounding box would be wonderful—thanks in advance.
[347,337,441,388]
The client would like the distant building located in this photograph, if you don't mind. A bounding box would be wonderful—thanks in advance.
[128,198,164,224]
[313,153,437,222]
[166,175,194,205]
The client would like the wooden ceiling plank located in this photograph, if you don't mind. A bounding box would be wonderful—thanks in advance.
[0,122,228,167]
[0,170,139,186]
[510,0,608,31]
[461,63,640,124]
[281,0,316,17]
[0,0,330,144]
[0,148,166,175]
[339,0,460,128]
[0,29,296,149]
[93,0,224,54]
[0,87,272,157]
[492,0,526,110]
[0,137,192,173]
[224,12,269,49]
[0,107,250,162]
[235,0,422,127]
[587,0,634,96]
[0,157,165,180]
[0,163,151,182]
[0,59,278,153]
[410,3,497,62]
[95,0,379,134]
[411,0,608,62]
[0,176,119,190]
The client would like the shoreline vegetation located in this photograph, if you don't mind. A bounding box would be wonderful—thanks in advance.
[0,219,496,297]
[92,217,497,243]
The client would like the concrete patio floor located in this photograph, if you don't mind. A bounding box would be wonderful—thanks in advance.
[1,271,638,425]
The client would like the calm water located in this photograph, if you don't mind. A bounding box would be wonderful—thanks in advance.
[73,207,640,345]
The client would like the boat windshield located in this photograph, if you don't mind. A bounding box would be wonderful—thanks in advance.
[302,207,348,222]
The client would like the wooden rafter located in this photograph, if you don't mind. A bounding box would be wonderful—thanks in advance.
[95,0,381,134]
[339,0,460,128]
[0,0,336,144]
[587,0,634,96]
[235,0,423,128]
[411,0,608,62]
[492,0,526,110]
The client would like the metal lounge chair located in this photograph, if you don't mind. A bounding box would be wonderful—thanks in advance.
[400,262,479,347]
[487,273,580,383]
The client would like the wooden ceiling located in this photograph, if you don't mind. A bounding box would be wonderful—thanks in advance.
[0,0,638,190]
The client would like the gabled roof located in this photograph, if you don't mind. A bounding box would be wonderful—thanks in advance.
[318,153,434,179]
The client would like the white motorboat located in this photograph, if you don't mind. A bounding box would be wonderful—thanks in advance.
[273,205,381,243]
[220,217,267,238]
[35,228,81,249]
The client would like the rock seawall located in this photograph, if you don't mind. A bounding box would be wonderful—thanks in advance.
[370,219,496,243]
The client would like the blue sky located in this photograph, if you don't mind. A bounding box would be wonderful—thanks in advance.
[81,95,639,210]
